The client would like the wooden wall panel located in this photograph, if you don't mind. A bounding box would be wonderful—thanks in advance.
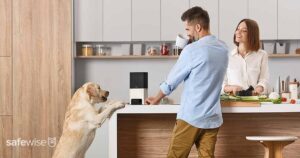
[0,116,12,158]
[12,0,71,157]
[0,57,12,115]
[118,113,300,158]
[0,0,12,56]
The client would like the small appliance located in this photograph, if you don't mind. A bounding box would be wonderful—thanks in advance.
[129,72,148,105]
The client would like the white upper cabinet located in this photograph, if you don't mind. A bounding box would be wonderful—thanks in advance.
[278,0,300,39]
[249,0,277,40]
[219,0,248,50]
[132,0,160,41]
[74,0,102,41]
[161,0,189,41]
[103,0,131,41]
[190,0,219,37]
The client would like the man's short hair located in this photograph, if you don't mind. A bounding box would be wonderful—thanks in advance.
[181,6,210,30]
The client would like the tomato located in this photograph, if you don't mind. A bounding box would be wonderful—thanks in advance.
[290,99,296,104]
[281,97,287,102]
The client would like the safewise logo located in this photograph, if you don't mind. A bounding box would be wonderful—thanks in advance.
[6,137,57,148]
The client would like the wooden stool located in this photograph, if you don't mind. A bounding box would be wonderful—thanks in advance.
[246,136,298,158]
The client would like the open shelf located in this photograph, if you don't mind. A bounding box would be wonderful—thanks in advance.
[75,55,179,59]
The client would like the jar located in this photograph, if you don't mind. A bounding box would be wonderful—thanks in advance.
[160,44,169,56]
[146,46,158,56]
[100,46,111,56]
[172,45,182,56]
[94,44,105,56]
[289,82,299,100]
[81,44,93,56]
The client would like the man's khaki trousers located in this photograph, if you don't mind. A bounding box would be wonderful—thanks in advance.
[167,119,219,158]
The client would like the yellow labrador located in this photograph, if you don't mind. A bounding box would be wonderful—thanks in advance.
[52,82,125,158]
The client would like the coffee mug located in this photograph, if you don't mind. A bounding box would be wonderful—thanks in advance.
[176,34,189,49]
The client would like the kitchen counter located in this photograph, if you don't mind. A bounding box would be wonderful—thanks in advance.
[112,103,300,114]
[109,103,300,158]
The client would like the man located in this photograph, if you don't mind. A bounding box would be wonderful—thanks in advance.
[145,6,228,158]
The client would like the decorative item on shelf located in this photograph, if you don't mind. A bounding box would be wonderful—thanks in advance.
[94,44,105,56]
[141,43,146,56]
[132,44,142,56]
[160,43,169,55]
[296,48,300,54]
[81,44,93,56]
[100,46,111,56]
[275,41,290,54]
[172,44,182,56]
[261,41,274,54]
[122,44,131,56]
[146,46,159,56]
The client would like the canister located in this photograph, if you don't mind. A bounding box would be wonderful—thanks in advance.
[160,44,169,55]
[289,82,299,100]
[94,44,105,56]
[100,46,111,56]
[81,44,93,56]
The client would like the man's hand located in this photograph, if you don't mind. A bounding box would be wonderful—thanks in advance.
[145,97,160,105]
[145,90,166,105]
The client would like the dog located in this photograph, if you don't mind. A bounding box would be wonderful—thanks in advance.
[52,82,125,158]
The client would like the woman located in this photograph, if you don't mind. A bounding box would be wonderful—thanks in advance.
[223,19,269,95]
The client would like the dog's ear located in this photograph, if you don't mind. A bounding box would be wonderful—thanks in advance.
[86,84,98,98]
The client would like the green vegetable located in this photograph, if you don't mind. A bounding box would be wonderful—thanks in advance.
[272,98,282,104]
[220,95,229,101]
[258,95,267,99]
[221,94,274,103]
[229,95,240,100]
[240,96,259,101]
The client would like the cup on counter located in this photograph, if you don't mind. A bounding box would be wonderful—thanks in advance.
[175,34,189,49]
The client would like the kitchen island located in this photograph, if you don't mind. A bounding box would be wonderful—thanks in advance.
[109,103,300,158]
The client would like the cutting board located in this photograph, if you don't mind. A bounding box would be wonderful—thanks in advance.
[221,101,261,107]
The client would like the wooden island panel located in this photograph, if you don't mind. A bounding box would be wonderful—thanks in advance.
[118,113,300,158]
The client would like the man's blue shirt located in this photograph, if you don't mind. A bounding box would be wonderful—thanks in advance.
[160,35,228,128]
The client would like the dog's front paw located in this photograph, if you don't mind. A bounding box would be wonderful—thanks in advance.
[113,101,126,109]
[108,100,125,108]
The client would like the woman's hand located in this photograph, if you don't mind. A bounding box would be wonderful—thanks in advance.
[253,86,264,95]
[224,85,243,95]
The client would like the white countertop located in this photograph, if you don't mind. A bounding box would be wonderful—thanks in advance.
[115,103,300,114]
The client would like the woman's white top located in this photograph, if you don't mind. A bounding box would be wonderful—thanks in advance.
[222,48,269,93]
